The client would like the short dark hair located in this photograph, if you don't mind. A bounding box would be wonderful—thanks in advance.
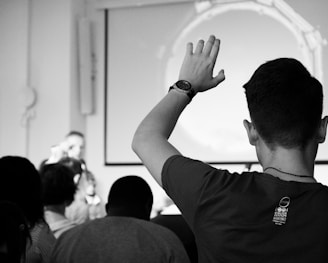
[40,163,76,206]
[59,157,83,175]
[0,156,44,228]
[107,176,153,220]
[243,58,323,149]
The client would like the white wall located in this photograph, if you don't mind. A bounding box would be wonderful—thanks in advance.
[84,4,168,208]
[0,0,85,165]
[29,0,85,163]
[0,0,29,157]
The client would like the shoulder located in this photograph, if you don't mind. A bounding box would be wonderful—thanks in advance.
[133,219,190,259]
[30,222,56,244]
[135,219,185,244]
[27,222,56,262]
[163,155,207,169]
[56,217,183,248]
[163,155,242,188]
[162,155,216,181]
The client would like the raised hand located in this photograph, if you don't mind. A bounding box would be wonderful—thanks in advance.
[178,35,225,93]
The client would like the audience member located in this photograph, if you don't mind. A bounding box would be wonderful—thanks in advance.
[0,201,31,263]
[50,175,190,263]
[40,131,105,223]
[64,131,85,160]
[151,196,198,263]
[41,130,86,166]
[64,131,103,214]
[41,142,69,167]
[0,156,56,263]
[59,157,106,224]
[40,163,77,238]
[132,35,328,262]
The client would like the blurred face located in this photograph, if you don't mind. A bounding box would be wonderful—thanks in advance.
[66,135,85,159]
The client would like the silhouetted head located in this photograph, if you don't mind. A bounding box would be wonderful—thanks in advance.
[58,156,84,184]
[0,201,30,263]
[40,163,76,207]
[0,156,44,228]
[243,58,323,150]
[106,176,153,221]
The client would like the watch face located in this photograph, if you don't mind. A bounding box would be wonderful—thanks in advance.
[176,80,191,91]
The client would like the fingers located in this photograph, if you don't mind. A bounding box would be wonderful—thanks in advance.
[194,39,205,54]
[186,42,193,55]
[209,38,220,59]
[203,35,216,56]
[182,35,224,91]
[187,35,221,57]
[211,69,225,87]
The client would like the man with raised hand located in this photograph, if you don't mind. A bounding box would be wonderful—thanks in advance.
[132,35,328,262]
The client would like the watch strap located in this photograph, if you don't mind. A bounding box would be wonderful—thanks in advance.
[169,82,195,100]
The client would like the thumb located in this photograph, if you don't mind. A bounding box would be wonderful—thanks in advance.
[211,69,225,87]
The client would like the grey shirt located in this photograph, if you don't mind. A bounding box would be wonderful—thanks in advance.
[50,216,190,263]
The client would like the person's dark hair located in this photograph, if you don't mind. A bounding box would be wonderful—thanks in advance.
[106,176,153,220]
[66,130,84,138]
[40,163,76,206]
[0,201,31,263]
[58,157,83,178]
[243,57,323,149]
[0,156,44,228]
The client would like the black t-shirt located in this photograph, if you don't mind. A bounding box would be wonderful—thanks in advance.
[152,214,198,263]
[162,155,328,263]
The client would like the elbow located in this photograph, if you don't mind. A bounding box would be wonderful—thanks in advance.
[131,130,143,155]
[131,134,138,154]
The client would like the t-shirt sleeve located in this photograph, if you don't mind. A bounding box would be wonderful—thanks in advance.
[162,155,221,228]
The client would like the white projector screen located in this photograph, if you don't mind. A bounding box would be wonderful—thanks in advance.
[104,1,328,165]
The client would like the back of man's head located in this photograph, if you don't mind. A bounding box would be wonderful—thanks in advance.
[106,176,153,220]
[40,163,76,207]
[243,57,323,149]
[59,157,84,183]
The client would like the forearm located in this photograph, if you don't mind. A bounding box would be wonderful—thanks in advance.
[136,90,190,140]
[132,89,190,185]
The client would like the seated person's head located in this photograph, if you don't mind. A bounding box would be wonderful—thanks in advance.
[58,157,95,196]
[106,176,153,221]
[243,58,327,160]
[0,156,44,228]
[0,201,30,263]
[58,156,84,185]
[40,163,76,208]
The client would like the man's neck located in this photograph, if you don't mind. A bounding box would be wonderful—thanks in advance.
[44,205,67,223]
[260,145,317,183]
[44,204,66,215]
[263,167,316,183]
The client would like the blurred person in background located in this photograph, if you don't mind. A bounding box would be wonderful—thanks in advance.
[40,163,78,238]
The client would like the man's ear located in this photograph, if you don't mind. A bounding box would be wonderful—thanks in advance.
[243,119,259,146]
[317,116,328,144]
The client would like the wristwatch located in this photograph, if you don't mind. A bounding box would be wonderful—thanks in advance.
[169,80,195,101]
